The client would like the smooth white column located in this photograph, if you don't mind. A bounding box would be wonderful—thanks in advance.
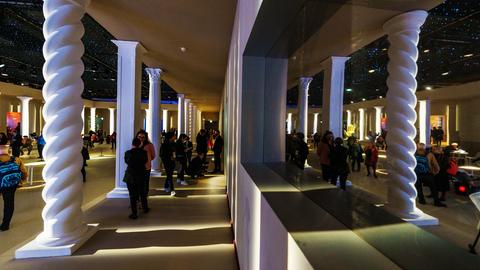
[32,105,37,134]
[298,77,312,141]
[145,108,151,134]
[188,103,193,136]
[39,105,44,132]
[9,104,14,112]
[287,113,292,134]
[184,98,191,136]
[17,96,32,136]
[162,109,168,131]
[322,56,350,138]
[358,108,365,140]
[89,107,96,132]
[108,108,115,135]
[145,67,162,171]
[197,110,202,131]
[81,106,85,134]
[312,113,319,134]
[374,106,383,135]
[418,100,431,145]
[384,10,436,224]
[346,110,352,127]
[108,40,146,199]
[16,0,97,259]
[177,94,185,134]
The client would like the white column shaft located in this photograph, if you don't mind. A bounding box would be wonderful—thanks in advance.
[109,40,145,198]
[145,68,162,171]
[89,107,96,132]
[184,98,191,136]
[81,106,85,134]
[162,109,168,131]
[418,100,430,145]
[384,10,429,220]
[358,108,365,140]
[322,56,350,138]
[108,108,115,135]
[298,77,312,141]
[374,106,383,135]
[313,113,319,134]
[17,96,32,136]
[177,94,185,134]
[346,110,352,127]
[287,113,292,134]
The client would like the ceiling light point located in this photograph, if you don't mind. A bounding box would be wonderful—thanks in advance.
[425,86,433,90]
[350,101,354,104]
[345,88,353,92]
[464,53,474,58]
[424,49,430,53]
[368,69,375,73]
[0,64,4,68]
[379,96,383,99]
[180,47,187,53]
[1,73,8,77]
[362,98,366,101]
[441,71,450,76]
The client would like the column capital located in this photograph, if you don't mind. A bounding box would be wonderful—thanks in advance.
[145,67,162,81]
[177,94,185,99]
[358,108,365,112]
[108,107,115,112]
[17,96,33,102]
[374,106,384,110]
[112,40,147,54]
[299,77,313,90]
[383,10,428,34]
[320,56,351,68]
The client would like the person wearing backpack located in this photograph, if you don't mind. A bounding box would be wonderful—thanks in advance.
[414,143,446,207]
[0,132,28,231]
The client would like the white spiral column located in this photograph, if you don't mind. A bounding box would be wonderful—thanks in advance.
[384,10,436,224]
[298,77,312,141]
[16,0,98,259]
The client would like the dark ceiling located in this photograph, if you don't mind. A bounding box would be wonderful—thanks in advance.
[0,0,178,101]
[287,0,480,107]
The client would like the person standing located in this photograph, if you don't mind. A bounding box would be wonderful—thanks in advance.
[36,132,46,160]
[175,134,189,186]
[414,143,446,207]
[294,133,309,170]
[81,143,90,182]
[123,138,149,219]
[136,130,155,197]
[111,131,117,150]
[196,129,208,164]
[364,141,379,178]
[348,137,363,172]
[0,132,28,231]
[10,129,22,158]
[317,131,334,182]
[185,136,193,168]
[330,137,349,190]
[161,132,177,195]
[212,130,224,173]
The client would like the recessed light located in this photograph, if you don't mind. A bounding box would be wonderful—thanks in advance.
[375,89,380,92]
[424,49,430,53]
[0,64,4,68]
[350,101,354,104]
[180,47,187,53]
[1,73,8,77]
[382,48,387,51]
[379,96,383,99]
[368,69,375,73]
[345,88,353,92]
[441,71,450,76]
[362,98,366,101]
[425,86,433,90]
[464,53,474,58]
[21,83,25,86]
[292,56,297,60]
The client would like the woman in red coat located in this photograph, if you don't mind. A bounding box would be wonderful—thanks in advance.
[364,141,379,178]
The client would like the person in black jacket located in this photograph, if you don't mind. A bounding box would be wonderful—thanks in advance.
[81,144,90,182]
[330,137,350,190]
[176,134,189,186]
[212,130,224,173]
[294,133,309,170]
[160,132,177,196]
[124,138,149,219]
[196,129,208,164]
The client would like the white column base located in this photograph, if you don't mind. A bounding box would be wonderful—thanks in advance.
[15,224,99,259]
[403,212,439,226]
[106,187,129,198]
[336,180,353,187]
[150,170,162,177]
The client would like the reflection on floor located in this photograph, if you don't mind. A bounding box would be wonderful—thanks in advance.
[308,149,480,253]
[0,144,237,270]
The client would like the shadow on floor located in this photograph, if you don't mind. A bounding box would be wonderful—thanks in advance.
[75,226,233,255]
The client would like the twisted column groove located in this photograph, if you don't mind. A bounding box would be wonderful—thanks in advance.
[36,0,89,246]
[384,10,428,219]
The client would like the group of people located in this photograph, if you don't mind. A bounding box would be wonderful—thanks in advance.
[431,126,445,146]
[124,129,223,219]
[5,123,46,159]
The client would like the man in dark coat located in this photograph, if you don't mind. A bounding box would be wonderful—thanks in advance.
[212,130,223,173]
[196,129,208,164]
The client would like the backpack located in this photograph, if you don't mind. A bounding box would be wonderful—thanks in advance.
[0,157,22,188]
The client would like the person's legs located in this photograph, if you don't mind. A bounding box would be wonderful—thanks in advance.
[127,183,139,218]
[137,180,149,212]
[339,173,348,190]
[38,144,44,159]
[1,187,17,230]
[330,173,338,186]
[144,169,151,197]
[415,174,426,204]
[372,164,377,178]
[214,151,221,172]
[366,165,371,176]
[81,166,86,182]
[426,175,445,206]
[321,164,329,181]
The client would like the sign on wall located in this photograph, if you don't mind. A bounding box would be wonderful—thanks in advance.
[6,112,21,130]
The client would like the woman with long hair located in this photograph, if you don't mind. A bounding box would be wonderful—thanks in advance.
[317,131,334,182]
[136,130,156,197]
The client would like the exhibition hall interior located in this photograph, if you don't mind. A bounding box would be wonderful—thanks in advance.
[0,0,480,269]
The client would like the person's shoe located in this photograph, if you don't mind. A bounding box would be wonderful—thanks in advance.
[434,202,447,207]
[366,173,370,176]
[143,207,150,214]
[128,214,138,220]
[180,180,188,186]
[418,198,426,205]
[170,191,176,196]
[0,224,9,231]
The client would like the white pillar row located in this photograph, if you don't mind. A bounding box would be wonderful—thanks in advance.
[321,56,350,138]
[17,96,32,136]
[312,113,319,134]
[108,40,146,199]
[89,107,96,132]
[188,102,193,136]
[346,109,352,127]
[108,108,115,135]
[16,0,97,259]
[298,77,312,141]
[384,10,437,224]
[418,100,431,145]
[162,109,168,132]
[177,94,185,134]
[184,98,191,136]
[145,67,162,171]
[358,108,365,141]
[374,106,383,135]
[287,113,293,134]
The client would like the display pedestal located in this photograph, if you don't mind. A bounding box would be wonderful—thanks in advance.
[106,187,129,198]
[15,224,99,259]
